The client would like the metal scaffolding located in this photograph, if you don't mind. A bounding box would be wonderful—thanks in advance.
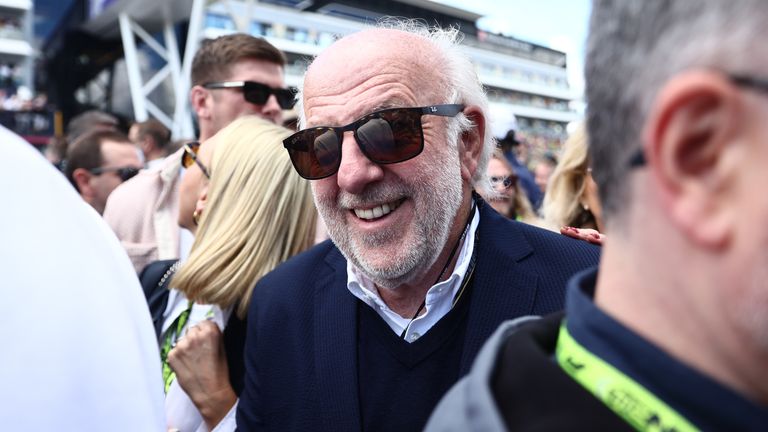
[83,0,208,139]
[81,0,266,138]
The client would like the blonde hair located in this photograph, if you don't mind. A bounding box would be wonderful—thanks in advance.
[542,123,596,230]
[172,116,316,318]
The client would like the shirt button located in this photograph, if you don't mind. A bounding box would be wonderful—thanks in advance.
[410,332,421,341]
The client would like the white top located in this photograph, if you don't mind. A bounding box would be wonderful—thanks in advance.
[347,207,480,342]
[162,289,233,432]
[0,126,165,430]
[146,157,166,170]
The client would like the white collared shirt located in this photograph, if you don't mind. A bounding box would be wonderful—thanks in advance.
[162,288,233,432]
[347,207,480,343]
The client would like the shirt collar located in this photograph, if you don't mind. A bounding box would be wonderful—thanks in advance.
[346,205,480,332]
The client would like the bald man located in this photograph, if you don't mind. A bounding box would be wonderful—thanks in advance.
[233,22,599,432]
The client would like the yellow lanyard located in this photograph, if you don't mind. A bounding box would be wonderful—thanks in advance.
[556,322,699,432]
[160,300,193,393]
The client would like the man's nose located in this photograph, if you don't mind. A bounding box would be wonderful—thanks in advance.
[336,132,384,194]
[259,94,283,125]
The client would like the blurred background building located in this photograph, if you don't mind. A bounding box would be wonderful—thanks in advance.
[0,0,33,89]
[15,0,581,156]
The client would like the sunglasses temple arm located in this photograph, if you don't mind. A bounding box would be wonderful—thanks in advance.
[421,104,465,116]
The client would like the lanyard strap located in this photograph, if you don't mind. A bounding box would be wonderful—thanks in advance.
[555,322,699,432]
[160,300,194,393]
[400,198,478,339]
[449,226,478,309]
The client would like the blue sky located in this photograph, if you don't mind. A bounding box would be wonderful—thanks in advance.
[434,0,591,93]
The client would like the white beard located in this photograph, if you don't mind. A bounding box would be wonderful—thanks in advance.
[313,146,464,290]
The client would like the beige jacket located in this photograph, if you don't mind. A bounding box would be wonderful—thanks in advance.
[103,148,184,273]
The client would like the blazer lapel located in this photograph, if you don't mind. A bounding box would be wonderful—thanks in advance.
[460,203,539,373]
[314,248,362,431]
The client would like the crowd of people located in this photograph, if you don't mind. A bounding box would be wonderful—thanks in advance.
[3,1,768,430]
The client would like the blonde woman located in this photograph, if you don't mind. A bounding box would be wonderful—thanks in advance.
[541,123,603,232]
[481,149,538,224]
[152,116,316,432]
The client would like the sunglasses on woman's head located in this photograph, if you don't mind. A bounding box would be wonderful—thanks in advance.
[282,104,465,180]
[181,142,210,179]
[202,81,296,109]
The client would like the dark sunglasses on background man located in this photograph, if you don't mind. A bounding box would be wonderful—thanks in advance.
[282,104,465,180]
[88,166,140,182]
[490,175,517,190]
[181,141,210,179]
[202,81,296,109]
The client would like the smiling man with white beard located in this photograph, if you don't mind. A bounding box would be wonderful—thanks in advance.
[314,119,464,289]
[235,20,600,432]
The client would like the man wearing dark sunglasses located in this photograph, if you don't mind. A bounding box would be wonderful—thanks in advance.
[235,23,600,432]
[191,45,289,134]
[103,34,289,273]
[65,129,141,215]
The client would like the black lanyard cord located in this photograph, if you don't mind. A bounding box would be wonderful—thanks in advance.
[400,198,478,339]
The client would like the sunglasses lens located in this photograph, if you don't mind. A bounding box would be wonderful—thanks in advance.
[243,83,271,105]
[284,128,341,179]
[182,143,199,169]
[275,89,296,109]
[491,176,507,188]
[119,168,139,182]
[356,110,422,164]
[284,109,425,179]
[245,85,295,109]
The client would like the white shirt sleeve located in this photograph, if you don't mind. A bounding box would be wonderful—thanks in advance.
[0,127,165,431]
[209,400,238,432]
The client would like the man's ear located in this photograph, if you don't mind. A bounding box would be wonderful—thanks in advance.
[644,71,743,249]
[138,136,151,154]
[458,105,485,183]
[190,85,210,120]
[72,168,94,199]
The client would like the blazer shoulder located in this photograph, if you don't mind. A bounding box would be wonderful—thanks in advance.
[255,240,342,295]
[514,222,600,267]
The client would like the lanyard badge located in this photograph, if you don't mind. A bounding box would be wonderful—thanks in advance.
[556,322,698,432]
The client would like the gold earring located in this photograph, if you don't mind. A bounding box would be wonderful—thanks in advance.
[193,209,202,225]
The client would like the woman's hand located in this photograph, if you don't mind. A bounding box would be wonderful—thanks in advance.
[560,226,605,246]
[168,319,237,429]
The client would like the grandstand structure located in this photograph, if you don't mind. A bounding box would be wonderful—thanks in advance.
[43,0,580,149]
[0,0,33,90]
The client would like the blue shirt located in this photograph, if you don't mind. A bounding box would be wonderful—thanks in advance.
[565,267,768,431]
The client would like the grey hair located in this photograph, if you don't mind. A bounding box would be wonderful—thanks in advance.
[586,0,768,226]
[295,19,495,196]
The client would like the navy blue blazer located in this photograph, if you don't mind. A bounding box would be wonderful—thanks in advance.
[236,201,600,431]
